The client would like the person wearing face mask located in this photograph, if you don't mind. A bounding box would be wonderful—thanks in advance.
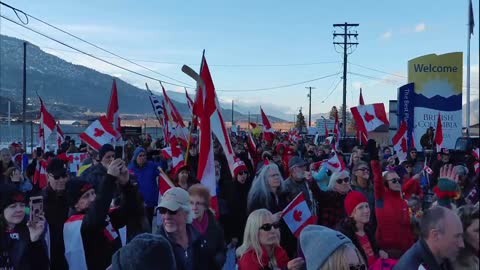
[128,147,159,223]
[367,139,415,258]
[338,191,388,267]
[236,209,305,270]
[0,184,49,270]
[188,184,226,270]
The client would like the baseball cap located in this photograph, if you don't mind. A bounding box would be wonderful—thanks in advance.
[288,156,307,169]
[158,187,190,211]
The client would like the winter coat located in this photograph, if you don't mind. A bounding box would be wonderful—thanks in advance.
[0,224,49,270]
[393,239,453,270]
[71,174,141,270]
[128,161,159,208]
[43,186,69,270]
[193,211,226,270]
[337,219,379,267]
[157,224,217,270]
[238,245,290,270]
[308,180,347,229]
[373,160,415,256]
[220,177,252,243]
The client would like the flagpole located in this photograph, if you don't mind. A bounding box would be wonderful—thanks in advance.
[466,0,472,136]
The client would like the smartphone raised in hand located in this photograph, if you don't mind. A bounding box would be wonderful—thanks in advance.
[29,196,44,224]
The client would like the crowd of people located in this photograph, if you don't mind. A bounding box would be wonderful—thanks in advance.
[0,129,479,270]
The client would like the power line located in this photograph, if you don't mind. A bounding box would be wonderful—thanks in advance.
[216,72,341,92]
[0,14,192,88]
[0,1,193,87]
[348,71,404,85]
[349,62,407,78]
[321,76,343,103]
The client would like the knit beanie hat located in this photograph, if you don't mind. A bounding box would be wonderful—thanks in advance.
[99,144,115,161]
[0,184,27,212]
[344,191,368,217]
[433,178,460,208]
[47,158,68,176]
[111,233,176,270]
[65,179,94,207]
[132,147,146,163]
[300,225,353,270]
[233,158,248,177]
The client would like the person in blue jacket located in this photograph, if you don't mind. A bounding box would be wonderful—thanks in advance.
[128,147,159,223]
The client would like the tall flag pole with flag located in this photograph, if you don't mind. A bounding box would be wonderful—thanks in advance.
[56,122,65,151]
[161,83,189,148]
[357,88,368,145]
[261,107,275,144]
[434,112,444,152]
[107,79,121,140]
[333,109,340,151]
[351,103,390,134]
[145,83,168,143]
[466,0,475,135]
[38,97,57,151]
[80,116,120,151]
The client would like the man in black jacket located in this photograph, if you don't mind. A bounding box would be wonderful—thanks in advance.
[64,158,141,270]
[394,206,464,270]
[155,187,216,270]
[43,158,69,270]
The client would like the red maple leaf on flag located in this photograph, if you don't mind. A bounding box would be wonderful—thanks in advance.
[401,137,408,153]
[93,128,105,137]
[364,111,375,122]
[293,209,303,222]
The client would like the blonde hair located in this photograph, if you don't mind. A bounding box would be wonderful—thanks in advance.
[236,209,281,267]
[319,243,365,270]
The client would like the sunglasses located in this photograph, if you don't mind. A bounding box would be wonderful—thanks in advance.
[410,152,417,154]
[336,177,350,184]
[356,168,370,172]
[349,264,366,270]
[388,178,400,184]
[50,173,67,180]
[238,171,248,176]
[259,222,281,231]
[158,207,178,215]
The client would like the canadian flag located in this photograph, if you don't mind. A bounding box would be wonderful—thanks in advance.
[324,118,329,137]
[168,133,185,174]
[289,130,302,143]
[158,168,175,201]
[350,103,389,133]
[196,54,220,217]
[33,160,48,189]
[281,193,317,237]
[424,165,434,175]
[162,100,171,146]
[162,84,188,147]
[326,151,347,173]
[392,121,409,163]
[79,116,120,151]
[39,97,57,150]
[472,148,479,175]
[357,89,368,145]
[261,107,275,143]
[56,123,65,150]
[107,79,122,137]
[434,112,444,152]
[161,147,173,159]
[66,153,88,174]
[185,89,195,113]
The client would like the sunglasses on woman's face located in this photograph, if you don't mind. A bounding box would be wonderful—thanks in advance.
[356,168,370,172]
[50,173,67,180]
[336,177,350,184]
[388,178,400,184]
[349,264,366,270]
[158,207,178,215]
[238,171,248,176]
[259,222,280,231]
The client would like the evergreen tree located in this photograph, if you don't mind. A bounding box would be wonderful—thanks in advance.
[328,106,338,120]
[296,109,307,130]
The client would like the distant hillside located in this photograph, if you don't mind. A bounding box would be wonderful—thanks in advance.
[0,35,286,122]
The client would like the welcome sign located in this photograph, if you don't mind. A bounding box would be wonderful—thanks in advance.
[408,52,463,149]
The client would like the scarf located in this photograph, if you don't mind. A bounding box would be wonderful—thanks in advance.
[192,212,209,235]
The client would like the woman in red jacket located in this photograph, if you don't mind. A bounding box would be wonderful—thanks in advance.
[236,209,304,270]
[367,140,415,259]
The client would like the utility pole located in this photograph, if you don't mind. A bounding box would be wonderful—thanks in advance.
[231,99,234,126]
[23,42,27,148]
[333,22,359,137]
[306,86,315,127]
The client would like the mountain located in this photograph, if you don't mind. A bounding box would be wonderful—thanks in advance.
[0,35,287,122]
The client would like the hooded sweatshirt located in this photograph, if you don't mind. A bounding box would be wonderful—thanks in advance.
[128,147,159,208]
